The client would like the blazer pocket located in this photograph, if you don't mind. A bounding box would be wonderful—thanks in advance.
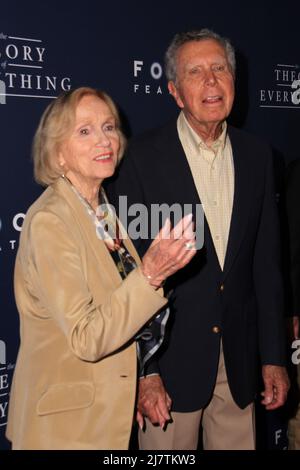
[37,382,95,416]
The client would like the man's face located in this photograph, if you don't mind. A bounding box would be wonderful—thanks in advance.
[169,39,235,131]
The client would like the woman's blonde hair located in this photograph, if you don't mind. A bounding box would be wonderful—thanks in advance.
[33,87,126,186]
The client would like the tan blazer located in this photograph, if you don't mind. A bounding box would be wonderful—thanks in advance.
[6,177,167,450]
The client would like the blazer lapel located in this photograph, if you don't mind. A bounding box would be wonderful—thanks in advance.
[54,177,123,286]
[223,127,252,278]
[162,121,201,207]
[164,121,221,268]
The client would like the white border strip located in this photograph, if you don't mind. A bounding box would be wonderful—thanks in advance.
[8,36,42,42]
[0,93,56,99]
[276,64,298,68]
[260,105,300,109]
[8,63,43,69]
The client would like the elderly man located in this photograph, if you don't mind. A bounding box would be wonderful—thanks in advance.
[106,29,289,450]
[286,159,300,450]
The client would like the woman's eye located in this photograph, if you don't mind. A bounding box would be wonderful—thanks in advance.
[79,128,89,135]
[104,124,115,132]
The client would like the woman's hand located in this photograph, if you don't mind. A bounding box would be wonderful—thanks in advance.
[141,214,197,289]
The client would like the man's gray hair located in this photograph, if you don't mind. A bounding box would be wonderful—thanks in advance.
[165,28,236,83]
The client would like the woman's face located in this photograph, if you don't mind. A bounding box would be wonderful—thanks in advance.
[59,94,120,187]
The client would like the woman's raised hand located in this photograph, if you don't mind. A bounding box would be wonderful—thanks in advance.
[141,214,197,289]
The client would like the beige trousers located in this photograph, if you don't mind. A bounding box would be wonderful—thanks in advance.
[288,363,300,450]
[139,347,255,450]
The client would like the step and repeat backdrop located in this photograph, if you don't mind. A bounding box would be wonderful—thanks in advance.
[0,0,299,450]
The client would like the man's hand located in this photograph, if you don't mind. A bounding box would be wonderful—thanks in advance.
[136,375,172,430]
[287,316,299,342]
[292,316,299,339]
[261,365,290,410]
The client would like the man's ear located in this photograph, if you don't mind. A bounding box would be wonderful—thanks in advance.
[168,81,184,109]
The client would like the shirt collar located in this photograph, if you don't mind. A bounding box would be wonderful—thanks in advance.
[177,111,227,154]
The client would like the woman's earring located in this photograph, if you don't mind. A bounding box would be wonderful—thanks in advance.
[59,161,65,177]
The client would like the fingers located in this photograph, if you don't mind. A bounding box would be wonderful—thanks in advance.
[145,406,161,425]
[170,240,197,270]
[136,410,144,430]
[172,216,196,256]
[162,241,197,278]
[141,397,171,427]
[261,390,275,410]
[261,365,290,410]
[261,381,274,407]
[166,392,172,410]
[157,395,171,421]
[269,388,286,410]
[156,214,194,244]
[155,405,169,428]
[137,376,172,426]
[267,377,289,410]
[167,215,197,263]
[261,388,287,410]
[156,217,171,241]
[172,214,193,239]
[141,215,197,287]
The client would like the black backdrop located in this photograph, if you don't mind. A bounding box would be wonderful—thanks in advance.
[1,0,299,450]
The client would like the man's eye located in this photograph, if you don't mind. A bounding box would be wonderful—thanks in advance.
[190,68,201,75]
[213,64,225,72]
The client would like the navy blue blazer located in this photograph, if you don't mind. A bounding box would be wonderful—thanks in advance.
[286,159,300,317]
[106,119,286,412]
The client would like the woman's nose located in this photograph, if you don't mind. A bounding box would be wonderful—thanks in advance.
[97,130,110,146]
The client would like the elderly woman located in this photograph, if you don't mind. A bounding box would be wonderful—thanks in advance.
[6,87,196,450]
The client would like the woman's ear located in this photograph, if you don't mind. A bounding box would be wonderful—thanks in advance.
[58,151,66,168]
[57,151,67,176]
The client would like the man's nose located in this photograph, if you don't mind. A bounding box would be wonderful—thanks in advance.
[204,70,217,86]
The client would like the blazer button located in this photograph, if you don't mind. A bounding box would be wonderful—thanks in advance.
[220,284,224,291]
[212,326,221,334]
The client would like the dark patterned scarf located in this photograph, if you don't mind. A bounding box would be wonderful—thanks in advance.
[65,176,169,376]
